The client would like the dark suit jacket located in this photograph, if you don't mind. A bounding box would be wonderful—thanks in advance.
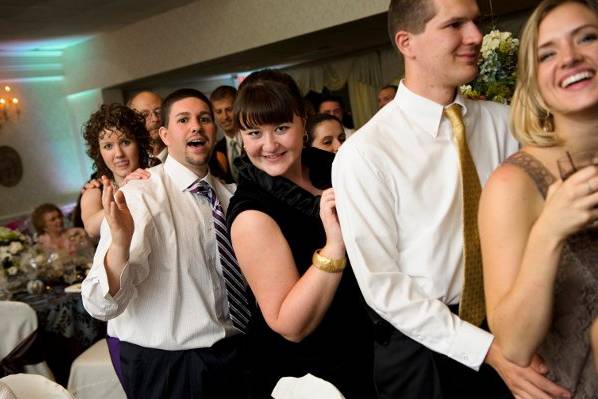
[209,137,234,184]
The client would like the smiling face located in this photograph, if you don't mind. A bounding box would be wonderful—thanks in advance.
[98,129,141,184]
[240,114,305,180]
[130,91,162,139]
[402,0,482,97]
[212,96,235,136]
[159,96,216,177]
[311,119,346,153]
[537,2,598,118]
[42,210,64,235]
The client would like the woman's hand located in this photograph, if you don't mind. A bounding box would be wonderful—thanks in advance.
[101,176,134,248]
[81,178,102,193]
[319,188,345,257]
[535,165,598,241]
[123,168,151,185]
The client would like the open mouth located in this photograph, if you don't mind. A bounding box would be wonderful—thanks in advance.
[560,71,594,88]
[187,138,207,148]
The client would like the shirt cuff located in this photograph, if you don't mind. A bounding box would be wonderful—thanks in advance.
[447,321,494,370]
[98,260,132,303]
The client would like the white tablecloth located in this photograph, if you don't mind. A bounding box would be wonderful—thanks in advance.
[67,339,125,399]
[0,302,37,360]
[0,374,73,399]
[272,373,346,399]
[0,301,53,379]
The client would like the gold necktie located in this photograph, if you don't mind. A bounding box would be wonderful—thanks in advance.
[444,104,485,327]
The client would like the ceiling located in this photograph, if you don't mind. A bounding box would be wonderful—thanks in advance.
[0,0,197,51]
[118,0,541,90]
[0,0,540,88]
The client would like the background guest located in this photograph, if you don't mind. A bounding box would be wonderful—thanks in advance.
[32,203,88,254]
[227,69,374,398]
[128,90,166,164]
[209,85,243,183]
[318,95,355,138]
[377,84,398,109]
[80,103,150,238]
[305,113,346,153]
[479,0,598,397]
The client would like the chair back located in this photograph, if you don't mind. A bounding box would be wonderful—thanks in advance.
[0,374,74,399]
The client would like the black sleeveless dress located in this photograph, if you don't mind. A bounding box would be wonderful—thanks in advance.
[227,148,375,399]
[504,152,598,398]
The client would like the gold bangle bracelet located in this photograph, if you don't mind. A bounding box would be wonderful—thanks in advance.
[312,249,346,273]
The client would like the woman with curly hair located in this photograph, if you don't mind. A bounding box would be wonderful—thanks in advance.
[80,103,150,238]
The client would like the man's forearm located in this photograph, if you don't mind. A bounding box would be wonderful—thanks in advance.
[105,243,130,296]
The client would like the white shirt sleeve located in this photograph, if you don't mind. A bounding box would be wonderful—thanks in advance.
[332,144,493,370]
[81,192,152,321]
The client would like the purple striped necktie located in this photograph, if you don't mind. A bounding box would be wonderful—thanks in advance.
[189,180,250,333]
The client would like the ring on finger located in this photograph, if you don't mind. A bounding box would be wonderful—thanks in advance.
[588,181,594,195]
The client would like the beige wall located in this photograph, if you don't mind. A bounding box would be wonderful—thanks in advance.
[63,0,388,94]
[0,79,93,220]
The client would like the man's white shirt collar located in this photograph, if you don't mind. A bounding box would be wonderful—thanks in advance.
[395,81,469,138]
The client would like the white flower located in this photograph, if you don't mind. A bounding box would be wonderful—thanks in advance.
[8,241,23,255]
[0,246,10,260]
[7,266,18,276]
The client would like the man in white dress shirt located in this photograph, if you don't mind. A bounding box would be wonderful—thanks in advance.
[332,0,570,398]
[82,89,248,398]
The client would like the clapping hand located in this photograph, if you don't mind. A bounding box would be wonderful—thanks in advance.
[319,188,345,257]
[101,176,134,248]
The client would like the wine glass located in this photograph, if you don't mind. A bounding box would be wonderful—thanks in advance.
[557,151,598,180]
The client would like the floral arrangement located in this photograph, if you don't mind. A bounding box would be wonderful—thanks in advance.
[0,226,30,278]
[461,30,520,104]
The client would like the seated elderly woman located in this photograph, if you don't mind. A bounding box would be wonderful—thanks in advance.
[32,203,88,254]
[305,113,346,154]
[80,104,150,238]
[479,0,598,397]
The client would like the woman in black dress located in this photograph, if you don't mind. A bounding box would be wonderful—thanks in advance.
[227,69,374,398]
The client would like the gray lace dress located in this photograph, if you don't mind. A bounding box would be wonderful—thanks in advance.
[504,152,598,398]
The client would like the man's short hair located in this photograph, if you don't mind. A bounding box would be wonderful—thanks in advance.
[319,95,344,111]
[161,89,213,127]
[210,85,237,103]
[387,0,436,49]
[126,90,157,108]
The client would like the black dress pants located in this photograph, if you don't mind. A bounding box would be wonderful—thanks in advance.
[371,309,513,399]
[119,335,248,399]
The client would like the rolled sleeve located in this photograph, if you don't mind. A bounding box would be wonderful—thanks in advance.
[332,145,492,369]
[81,189,152,321]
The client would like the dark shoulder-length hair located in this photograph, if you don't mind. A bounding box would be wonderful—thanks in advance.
[305,113,343,146]
[233,69,305,131]
[83,103,150,180]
